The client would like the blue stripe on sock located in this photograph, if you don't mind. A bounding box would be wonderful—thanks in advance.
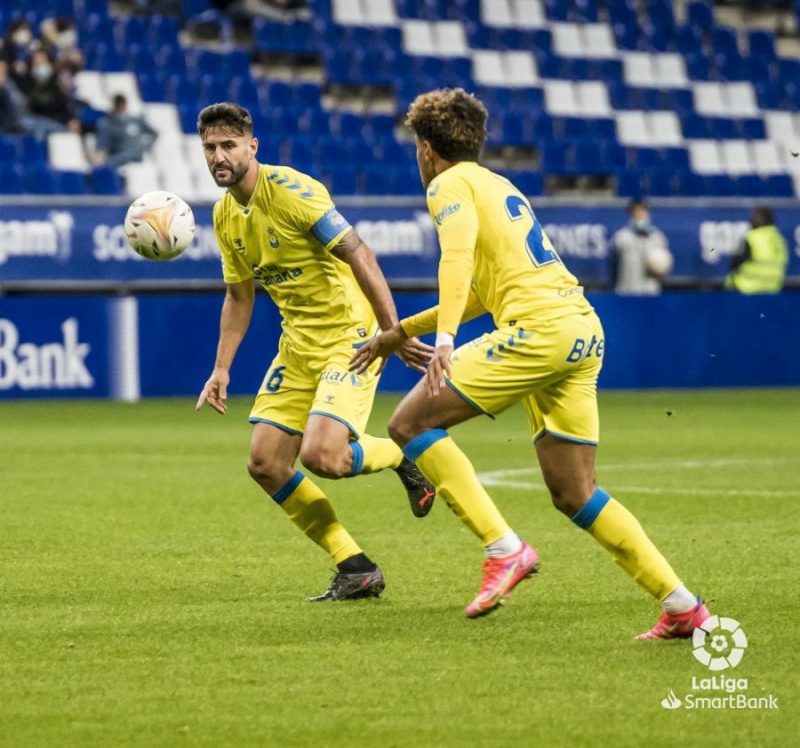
[271,470,305,504]
[349,441,364,476]
[571,486,612,529]
[402,428,448,464]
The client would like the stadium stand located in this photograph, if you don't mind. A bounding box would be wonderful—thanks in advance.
[0,0,798,199]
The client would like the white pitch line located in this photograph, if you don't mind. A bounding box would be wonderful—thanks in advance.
[477,457,800,497]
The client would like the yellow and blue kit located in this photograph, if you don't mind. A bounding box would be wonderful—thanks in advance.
[214,164,380,436]
[401,161,605,445]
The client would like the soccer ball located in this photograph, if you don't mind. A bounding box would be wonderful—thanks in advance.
[124,190,196,261]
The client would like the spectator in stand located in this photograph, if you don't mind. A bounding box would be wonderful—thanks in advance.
[19,49,81,138]
[40,17,84,96]
[93,94,157,169]
[610,199,674,295]
[0,60,27,133]
[726,206,789,294]
[1,19,38,85]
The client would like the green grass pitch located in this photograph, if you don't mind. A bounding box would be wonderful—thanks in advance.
[1,390,798,747]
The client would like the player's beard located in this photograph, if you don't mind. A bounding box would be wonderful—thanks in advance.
[212,161,248,187]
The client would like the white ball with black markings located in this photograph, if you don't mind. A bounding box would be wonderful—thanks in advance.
[124,190,196,261]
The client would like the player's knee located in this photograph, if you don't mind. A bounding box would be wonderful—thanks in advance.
[387,411,415,447]
[299,443,348,479]
[549,486,594,517]
[247,452,280,485]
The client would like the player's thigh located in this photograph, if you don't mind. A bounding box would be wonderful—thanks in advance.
[534,434,597,514]
[249,348,317,435]
[389,376,481,444]
[248,421,302,492]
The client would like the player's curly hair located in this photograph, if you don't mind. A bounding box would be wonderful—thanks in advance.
[197,102,253,138]
[405,88,487,163]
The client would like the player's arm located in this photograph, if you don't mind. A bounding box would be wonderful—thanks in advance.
[400,286,487,338]
[196,281,255,415]
[331,228,398,332]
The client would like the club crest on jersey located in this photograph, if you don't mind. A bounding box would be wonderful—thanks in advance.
[267,227,280,248]
[357,328,367,337]
[233,237,246,252]
[434,203,461,225]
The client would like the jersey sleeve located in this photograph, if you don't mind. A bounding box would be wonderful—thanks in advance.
[213,200,254,284]
[400,285,487,338]
[271,168,352,251]
[427,174,479,338]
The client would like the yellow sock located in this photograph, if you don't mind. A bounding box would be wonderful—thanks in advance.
[272,471,361,564]
[572,488,682,600]
[349,433,403,475]
[403,429,511,545]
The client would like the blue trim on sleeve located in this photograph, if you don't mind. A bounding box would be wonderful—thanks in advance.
[311,208,351,246]
[571,487,612,529]
[271,470,305,504]
[402,428,449,463]
[349,441,364,476]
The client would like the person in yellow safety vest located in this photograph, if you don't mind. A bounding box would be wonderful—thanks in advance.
[726,206,789,294]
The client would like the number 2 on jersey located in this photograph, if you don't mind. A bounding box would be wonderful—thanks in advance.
[504,195,562,268]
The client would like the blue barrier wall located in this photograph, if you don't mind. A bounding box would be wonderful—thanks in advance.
[1,291,798,400]
[2,200,800,288]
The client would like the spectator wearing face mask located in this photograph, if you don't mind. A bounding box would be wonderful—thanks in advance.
[1,19,39,84]
[19,48,81,138]
[610,199,674,295]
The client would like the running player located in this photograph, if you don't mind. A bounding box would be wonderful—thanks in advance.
[351,89,709,637]
[195,103,435,602]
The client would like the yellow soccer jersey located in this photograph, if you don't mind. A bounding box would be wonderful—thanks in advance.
[213,165,376,350]
[425,161,592,337]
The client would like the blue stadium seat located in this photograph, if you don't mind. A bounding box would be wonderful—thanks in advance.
[574,140,605,175]
[84,42,125,72]
[674,170,707,197]
[573,0,599,22]
[755,80,780,109]
[540,140,569,174]
[739,118,766,139]
[685,53,711,80]
[17,136,48,166]
[648,171,675,197]
[686,1,715,35]
[157,44,187,76]
[56,171,88,195]
[590,118,616,140]
[24,166,59,195]
[0,165,23,194]
[748,30,777,61]
[705,174,737,196]
[708,117,738,139]
[116,14,148,47]
[91,167,123,195]
[506,171,544,197]
[662,147,690,171]
[79,13,114,46]
[681,114,711,139]
[532,114,555,140]
[150,15,180,48]
[762,175,794,197]
[632,148,661,170]
[617,169,646,198]
[735,175,763,197]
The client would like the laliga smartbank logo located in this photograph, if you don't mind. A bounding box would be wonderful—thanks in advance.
[692,615,747,670]
[659,616,779,711]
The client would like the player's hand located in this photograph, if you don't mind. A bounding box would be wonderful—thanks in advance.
[196,368,230,414]
[349,325,408,375]
[425,345,453,398]
[396,336,434,373]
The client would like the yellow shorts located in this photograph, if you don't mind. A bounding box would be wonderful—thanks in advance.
[249,334,380,438]
[447,311,605,445]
